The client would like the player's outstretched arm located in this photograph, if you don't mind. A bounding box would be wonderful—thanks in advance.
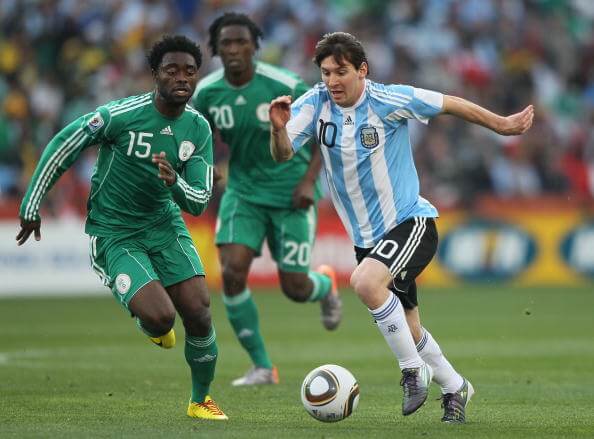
[442,95,534,136]
[269,95,295,163]
[17,111,104,245]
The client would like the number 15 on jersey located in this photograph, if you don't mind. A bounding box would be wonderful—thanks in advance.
[127,131,153,158]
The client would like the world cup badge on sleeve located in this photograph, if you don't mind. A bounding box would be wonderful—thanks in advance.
[87,112,104,133]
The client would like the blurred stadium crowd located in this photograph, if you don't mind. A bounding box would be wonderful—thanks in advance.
[1,0,593,219]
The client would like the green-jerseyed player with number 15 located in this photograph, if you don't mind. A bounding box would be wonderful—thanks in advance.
[16,35,227,421]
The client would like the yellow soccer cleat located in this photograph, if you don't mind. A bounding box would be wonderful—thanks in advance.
[187,395,228,420]
[149,328,176,349]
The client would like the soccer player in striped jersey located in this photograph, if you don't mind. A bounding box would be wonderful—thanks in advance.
[16,35,228,420]
[270,32,534,422]
[193,12,342,387]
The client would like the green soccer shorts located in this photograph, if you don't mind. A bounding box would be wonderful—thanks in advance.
[89,215,205,310]
[215,191,318,273]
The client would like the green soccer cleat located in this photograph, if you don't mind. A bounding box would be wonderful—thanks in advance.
[441,378,475,423]
[401,363,433,416]
[149,328,176,349]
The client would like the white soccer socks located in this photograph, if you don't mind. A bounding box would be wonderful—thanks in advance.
[369,294,424,370]
[416,328,463,394]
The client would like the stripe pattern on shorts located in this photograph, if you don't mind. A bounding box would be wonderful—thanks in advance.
[387,217,427,276]
[89,236,111,286]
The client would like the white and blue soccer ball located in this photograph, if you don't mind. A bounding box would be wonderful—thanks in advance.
[301,364,360,422]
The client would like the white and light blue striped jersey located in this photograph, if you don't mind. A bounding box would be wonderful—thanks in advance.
[286,79,443,248]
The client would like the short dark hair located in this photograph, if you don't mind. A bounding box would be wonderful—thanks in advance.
[147,35,202,72]
[313,32,369,73]
[208,12,263,56]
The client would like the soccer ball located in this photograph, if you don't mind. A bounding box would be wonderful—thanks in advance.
[301,364,360,422]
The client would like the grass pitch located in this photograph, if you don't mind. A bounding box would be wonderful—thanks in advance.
[1,286,593,438]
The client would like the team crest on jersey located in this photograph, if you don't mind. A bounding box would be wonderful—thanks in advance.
[179,141,195,161]
[256,103,270,123]
[87,112,104,133]
[360,126,379,149]
[115,274,131,295]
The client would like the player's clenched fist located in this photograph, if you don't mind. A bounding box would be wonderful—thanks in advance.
[497,105,534,136]
[152,152,177,186]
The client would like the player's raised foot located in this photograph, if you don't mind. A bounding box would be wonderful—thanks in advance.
[187,395,228,420]
[400,363,433,416]
[149,328,176,349]
[316,264,342,330]
[441,378,474,424]
[231,366,279,386]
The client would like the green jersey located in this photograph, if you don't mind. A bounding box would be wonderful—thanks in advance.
[20,92,214,237]
[193,61,320,208]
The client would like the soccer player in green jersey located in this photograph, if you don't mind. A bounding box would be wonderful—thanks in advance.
[16,35,227,420]
[193,13,342,386]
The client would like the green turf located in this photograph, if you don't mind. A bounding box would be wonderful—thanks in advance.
[1,286,593,438]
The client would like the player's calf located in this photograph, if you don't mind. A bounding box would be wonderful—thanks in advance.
[279,272,311,303]
[135,316,176,349]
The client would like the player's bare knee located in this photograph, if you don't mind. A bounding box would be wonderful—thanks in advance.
[279,275,309,302]
[221,263,248,294]
[350,269,380,302]
[141,309,176,336]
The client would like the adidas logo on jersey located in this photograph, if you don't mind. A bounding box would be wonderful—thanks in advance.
[235,95,247,106]
[160,125,173,135]
[344,115,354,126]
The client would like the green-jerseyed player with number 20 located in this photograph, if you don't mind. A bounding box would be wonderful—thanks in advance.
[193,12,342,386]
[16,35,227,420]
